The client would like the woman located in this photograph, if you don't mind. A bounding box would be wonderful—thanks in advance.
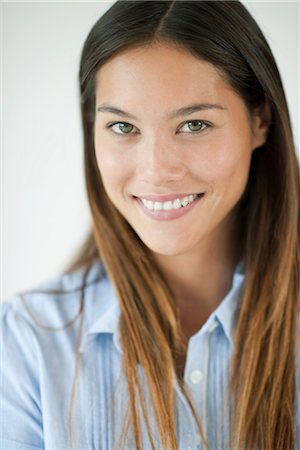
[1,1,299,449]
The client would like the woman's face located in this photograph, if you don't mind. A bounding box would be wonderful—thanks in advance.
[94,42,267,257]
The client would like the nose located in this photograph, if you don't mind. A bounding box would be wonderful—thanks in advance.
[135,135,187,185]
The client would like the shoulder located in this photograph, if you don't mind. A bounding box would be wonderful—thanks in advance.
[0,261,120,449]
[1,259,116,336]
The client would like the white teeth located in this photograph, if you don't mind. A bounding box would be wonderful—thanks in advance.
[181,196,188,207]
[142,199,154,210]
[173,199,182,209]
[163,201,173,211]
[141,194,200,211]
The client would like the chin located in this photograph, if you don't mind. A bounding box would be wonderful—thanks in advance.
[141,237,192,257]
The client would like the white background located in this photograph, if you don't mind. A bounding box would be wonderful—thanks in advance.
[1,1,299,300]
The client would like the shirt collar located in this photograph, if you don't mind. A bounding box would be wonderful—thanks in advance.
[79,266,121,353]
[185,260,245,347]
[213,260,245,344]
[79,260,245,353]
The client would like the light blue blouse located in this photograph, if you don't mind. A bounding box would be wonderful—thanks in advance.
[1,260,299,450]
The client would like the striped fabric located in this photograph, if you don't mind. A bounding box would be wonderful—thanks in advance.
[1,260,299,450]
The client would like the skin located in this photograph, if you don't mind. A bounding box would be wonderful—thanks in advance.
[93,42,269,352]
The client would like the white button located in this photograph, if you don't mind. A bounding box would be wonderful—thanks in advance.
[189,369,203,384]
[195,433,201,446]
[207,319,218,333]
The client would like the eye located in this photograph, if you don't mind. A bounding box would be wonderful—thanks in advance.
[107,119,211,135]
[179,120,211,133]
[108,122,138,135]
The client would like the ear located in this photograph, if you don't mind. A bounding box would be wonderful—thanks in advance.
[251,100,272,151]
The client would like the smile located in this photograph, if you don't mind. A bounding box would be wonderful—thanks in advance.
[135,193,204,221]
[141,194,199,211]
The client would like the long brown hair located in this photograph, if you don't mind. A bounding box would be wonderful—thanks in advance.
[61,1,300,448]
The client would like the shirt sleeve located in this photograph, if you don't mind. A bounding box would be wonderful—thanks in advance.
[0,300,44,450]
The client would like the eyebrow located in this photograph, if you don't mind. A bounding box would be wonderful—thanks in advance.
[97,102,226,120]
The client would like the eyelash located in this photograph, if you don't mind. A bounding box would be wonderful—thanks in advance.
[106,120,212,136]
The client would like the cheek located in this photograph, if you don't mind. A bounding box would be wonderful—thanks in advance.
[94,144,132,199]
[194,133,252,187]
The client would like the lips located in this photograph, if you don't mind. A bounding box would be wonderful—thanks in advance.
[134,192,202,202]
[141,194,199,211]
[134,193,205,221]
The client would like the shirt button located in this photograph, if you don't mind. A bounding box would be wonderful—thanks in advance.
[207,318,218,333]
[189,369,203,384]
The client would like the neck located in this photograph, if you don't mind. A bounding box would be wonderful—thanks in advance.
[153,216,241,340]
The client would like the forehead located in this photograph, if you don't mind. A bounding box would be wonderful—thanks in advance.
[95,42,230,98]
[93,42,249,122]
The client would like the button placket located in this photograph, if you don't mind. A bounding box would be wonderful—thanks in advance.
[173,376,199,450]
[189,369,203,384]
[207,317,218,334]
[195,432,202,447]
[183,339,204,414]
[184,331,211,444]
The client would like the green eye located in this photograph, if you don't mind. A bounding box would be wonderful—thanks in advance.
[110,122,135,134]
[108,120,210,135]
[180,120,209,133]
